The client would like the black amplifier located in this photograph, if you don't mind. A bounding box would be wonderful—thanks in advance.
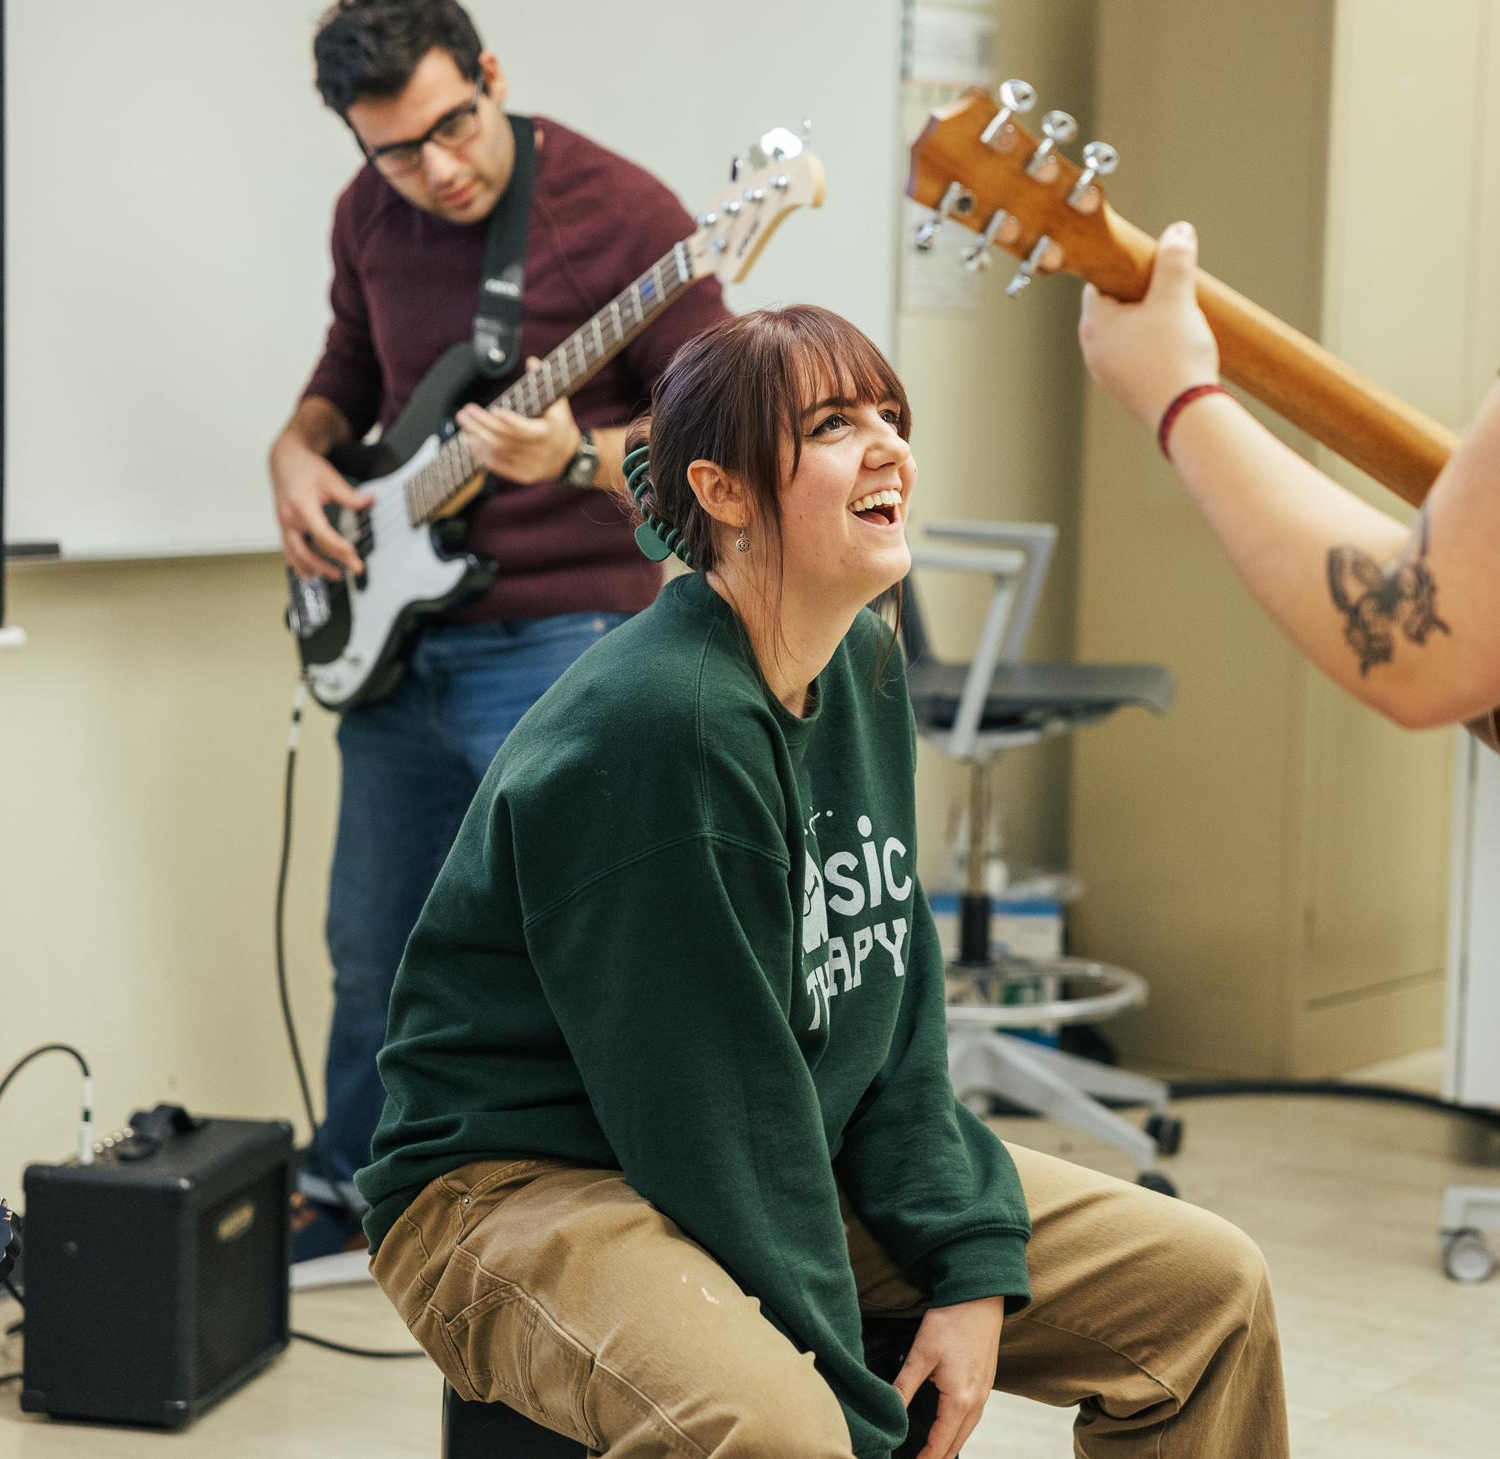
[21,1113,293,1428]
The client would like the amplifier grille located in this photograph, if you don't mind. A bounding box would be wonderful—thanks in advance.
[195,1166,286,1394]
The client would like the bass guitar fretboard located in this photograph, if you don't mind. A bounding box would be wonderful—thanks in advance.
[406,239,697,525]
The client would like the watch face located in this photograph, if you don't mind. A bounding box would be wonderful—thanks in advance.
[565,436,600,487]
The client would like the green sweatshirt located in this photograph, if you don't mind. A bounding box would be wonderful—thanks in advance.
[356,571,1031,1459]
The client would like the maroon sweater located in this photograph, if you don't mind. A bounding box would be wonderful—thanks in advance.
[302,117,730,621]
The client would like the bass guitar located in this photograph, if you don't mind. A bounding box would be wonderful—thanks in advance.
[288,129,825,711]
[905,84,1459,508]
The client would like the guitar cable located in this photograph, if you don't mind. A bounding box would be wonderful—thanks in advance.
[276,678,424,1363]
[0,1044,95,1173]
[273,681,353,1212]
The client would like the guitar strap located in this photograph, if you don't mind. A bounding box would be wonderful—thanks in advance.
[472,114,536,378]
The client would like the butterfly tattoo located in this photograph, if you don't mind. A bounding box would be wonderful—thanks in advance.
[1326,508,1449,675]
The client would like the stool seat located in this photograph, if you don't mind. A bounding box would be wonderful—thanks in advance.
[906,658,1175,738]
[441,1314,952,1457]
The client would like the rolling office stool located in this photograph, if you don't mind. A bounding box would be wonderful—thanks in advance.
[442,1315,947,1457]
[903,521,1182,1189]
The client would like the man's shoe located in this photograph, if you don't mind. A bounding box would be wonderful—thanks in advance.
[290,1192,366,1264]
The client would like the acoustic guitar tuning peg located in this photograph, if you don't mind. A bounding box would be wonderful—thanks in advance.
[913,181,975,251]
[1026,110,1079,180]
[961,210,1014,272]
[980,78,1036,152]
[1067,141,1118,211]
[1005,234,1059,299]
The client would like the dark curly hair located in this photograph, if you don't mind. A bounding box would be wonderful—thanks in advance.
[313,0,483,114]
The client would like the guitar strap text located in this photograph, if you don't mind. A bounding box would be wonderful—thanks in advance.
[472,114,536,378]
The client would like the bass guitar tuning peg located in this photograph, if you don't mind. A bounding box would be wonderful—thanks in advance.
[1067,141,1118,211]
[913,181,974,252]
[750,126,805,169]
[981,78,1036,153]
[1026,110,1078,180]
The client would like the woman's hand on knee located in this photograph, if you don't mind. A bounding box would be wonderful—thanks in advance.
[891,1297,1004,1459]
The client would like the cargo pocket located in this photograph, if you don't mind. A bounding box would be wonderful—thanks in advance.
[437,1244,602,1450]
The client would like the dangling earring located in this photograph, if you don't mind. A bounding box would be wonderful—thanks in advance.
[735,528,750,553]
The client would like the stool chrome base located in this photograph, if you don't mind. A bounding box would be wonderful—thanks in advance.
[947,955,1180,1187]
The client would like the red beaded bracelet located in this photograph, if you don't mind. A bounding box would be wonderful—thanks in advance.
[1157,383,1231,461]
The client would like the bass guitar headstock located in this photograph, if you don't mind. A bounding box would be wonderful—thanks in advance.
[685,124,827,286]
[907,82,1152,302]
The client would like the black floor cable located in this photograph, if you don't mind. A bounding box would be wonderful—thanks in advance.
[1043,1029,1500,1131]
[290,1329,424,1359]
[0,1270,17,1384]
[275,682,363,1223]
[1164,1077,1500,1130]
[276,683,423,1363]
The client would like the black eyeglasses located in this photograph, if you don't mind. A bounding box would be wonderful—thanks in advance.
[362,80,485,177]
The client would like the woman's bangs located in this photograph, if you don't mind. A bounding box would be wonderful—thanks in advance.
[784,318,911,442]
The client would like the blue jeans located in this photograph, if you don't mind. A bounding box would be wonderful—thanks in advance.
[306,612,629,1205]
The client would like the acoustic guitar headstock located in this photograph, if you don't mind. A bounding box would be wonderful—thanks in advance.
[907,83,1152,301]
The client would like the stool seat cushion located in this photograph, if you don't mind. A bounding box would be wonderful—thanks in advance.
[907,658,1174,735]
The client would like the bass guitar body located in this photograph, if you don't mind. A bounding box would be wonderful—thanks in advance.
[286,344,495,713]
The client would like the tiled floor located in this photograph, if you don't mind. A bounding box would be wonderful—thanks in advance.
[3,1053,1497,1456]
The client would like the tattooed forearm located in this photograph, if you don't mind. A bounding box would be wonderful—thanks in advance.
[1326,506,1450,676]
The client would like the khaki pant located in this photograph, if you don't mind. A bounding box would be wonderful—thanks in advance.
[371,1143,1288,1457]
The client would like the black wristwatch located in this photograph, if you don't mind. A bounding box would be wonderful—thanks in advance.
[561,427,600,488]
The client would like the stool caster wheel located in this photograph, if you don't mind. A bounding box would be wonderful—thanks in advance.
[1442,1228,1497,1283]
[1144,1113,1183,1157]
[1137,1171,1177,1198]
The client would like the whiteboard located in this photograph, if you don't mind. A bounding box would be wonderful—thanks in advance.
[3,0,904,560]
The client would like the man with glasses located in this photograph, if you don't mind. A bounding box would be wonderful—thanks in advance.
[269,0,730,1259]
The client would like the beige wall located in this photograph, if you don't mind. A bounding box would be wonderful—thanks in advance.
[1068,0,1338,1074]
[0,558,341,1197]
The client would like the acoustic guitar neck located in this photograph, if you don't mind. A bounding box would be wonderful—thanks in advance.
[1084,213,1458,507]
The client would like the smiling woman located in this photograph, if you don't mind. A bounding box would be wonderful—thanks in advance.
[621,306,915,714]
[352,304,1290,1459]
